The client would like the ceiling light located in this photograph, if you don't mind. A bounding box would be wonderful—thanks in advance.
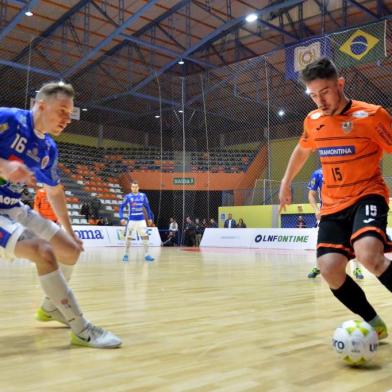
[305,88,310,95]
[178,110,184,113]
[154,115,160,118]
[25,10,33,17]
[278,110,285,117]
[82,108,88,112]
[58,80,65,86]
[178,59,185,65]
[245,13,257,23]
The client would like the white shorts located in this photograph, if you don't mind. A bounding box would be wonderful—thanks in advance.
[0,204,60,260]
[125,220,148,239]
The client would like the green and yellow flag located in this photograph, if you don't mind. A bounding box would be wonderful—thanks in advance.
[333,22,386,67]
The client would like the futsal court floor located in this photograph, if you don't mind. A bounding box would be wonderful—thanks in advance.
[0,246,392,392]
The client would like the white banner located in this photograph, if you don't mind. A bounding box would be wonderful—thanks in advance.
[199,228,254,248]
[250,228,317,250]
[201,228,317,250]
[72,226,162,247]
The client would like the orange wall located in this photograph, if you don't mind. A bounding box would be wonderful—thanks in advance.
[119,147,268,194]
[234,146,268,205]
[119,172,244,191]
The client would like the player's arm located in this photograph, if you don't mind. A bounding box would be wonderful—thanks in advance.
[45,184,83,247]
[0,158,34,184]
[119,196,129,225]
[308,190,320,221]
[372,107,392,153]
[143,195,154,226]
[279,144,312,211]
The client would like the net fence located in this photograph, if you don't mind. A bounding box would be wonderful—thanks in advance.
[0,20,391,236]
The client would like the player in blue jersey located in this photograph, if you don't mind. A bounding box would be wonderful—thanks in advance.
[119,180,155,262]
[307,168,364,280]
[0,81,121,348]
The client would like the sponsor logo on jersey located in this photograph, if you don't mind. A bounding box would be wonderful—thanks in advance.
[0,195,20,205]
[0,123,9,134]
[310,112,322,120]
[318,145,355,157]
[26,147,41,163]
[341,121,353,133]
[352,110,369,119]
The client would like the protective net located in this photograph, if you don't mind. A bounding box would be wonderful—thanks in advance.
[0,20,391,235]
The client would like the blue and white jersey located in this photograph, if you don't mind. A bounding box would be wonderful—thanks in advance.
[0,108,60,209]
[307,168,323,204]
[119,192,153,221]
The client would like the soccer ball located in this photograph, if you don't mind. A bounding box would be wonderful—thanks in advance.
[332,320,378,366]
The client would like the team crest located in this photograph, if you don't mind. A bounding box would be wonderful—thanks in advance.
[310,112,322,120]
[352,110,369,119]
[41,155,50,169]
[341,121,353,133]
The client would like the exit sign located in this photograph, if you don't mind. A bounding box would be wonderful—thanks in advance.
[173,177,195,185]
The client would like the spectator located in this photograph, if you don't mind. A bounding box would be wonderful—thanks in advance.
[90,197,102,219]
[209,218,218,228]
[296,215,307,228]
[195,218,202,246]
[224,213,237,228]
[237,218,247,228]
[184,217,196,246]
[162,218,178,247]
[80,201,91,221]
[169,217,178,233]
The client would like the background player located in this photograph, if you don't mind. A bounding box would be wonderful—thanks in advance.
[0,81,121,348]
[119,180,154,262]
[279,57,392,339]
[34,185,58,224]
[307,168,364,280]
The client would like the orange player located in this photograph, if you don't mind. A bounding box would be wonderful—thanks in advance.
[34,187,58,223]
[279,57,392,340]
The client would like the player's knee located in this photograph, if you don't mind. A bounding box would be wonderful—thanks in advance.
[318,258,344,284]
[36,240,57,268]
[356,250,384,274]
[62,242,81,265]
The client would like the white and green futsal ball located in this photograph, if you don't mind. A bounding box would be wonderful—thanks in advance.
[332,320,378,365]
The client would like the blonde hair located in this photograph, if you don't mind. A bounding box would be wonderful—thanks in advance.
[35,81,74,101]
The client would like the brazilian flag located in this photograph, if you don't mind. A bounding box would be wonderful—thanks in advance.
[333,22,386,68]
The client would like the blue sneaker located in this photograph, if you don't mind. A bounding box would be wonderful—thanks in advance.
[144,255,154,262]
[122,254,129,262]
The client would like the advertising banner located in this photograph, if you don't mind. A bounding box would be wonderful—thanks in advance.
[72,226,161,247]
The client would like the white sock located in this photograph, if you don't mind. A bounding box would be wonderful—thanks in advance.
[41,263,75,311]
[59,262,74,281]
[39,269,88,335]
[143,239,149,256]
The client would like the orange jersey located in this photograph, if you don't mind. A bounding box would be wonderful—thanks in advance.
[299,100,392,215]
[34,188,58,222]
